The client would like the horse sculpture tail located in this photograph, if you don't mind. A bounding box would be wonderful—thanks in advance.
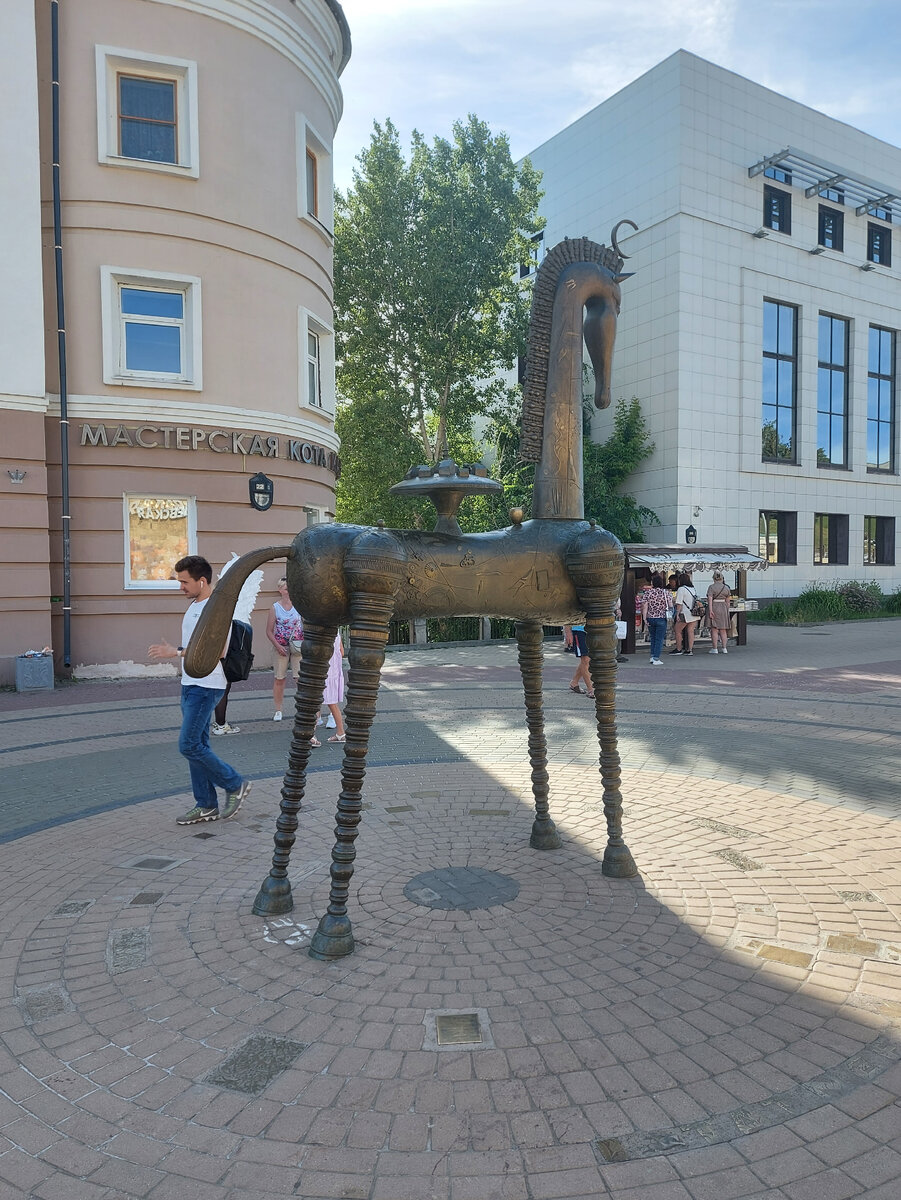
[184,544,295,678]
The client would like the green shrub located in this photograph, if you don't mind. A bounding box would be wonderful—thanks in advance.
[883,588,901,614]
[760,601,788,623]
[787,583,848,624]
[836,580,882,613]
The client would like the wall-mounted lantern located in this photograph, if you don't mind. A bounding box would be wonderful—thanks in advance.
[685,524,697,544]
[249,471,274,511]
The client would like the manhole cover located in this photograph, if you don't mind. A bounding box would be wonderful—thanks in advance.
[130,892,163,906]
[404,867,519,911]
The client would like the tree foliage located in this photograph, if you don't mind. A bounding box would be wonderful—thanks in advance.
[333,116,543,525]
[582,398,659,542]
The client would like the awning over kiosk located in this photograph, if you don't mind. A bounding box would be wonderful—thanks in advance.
[624,546,768,573]
[619,545,766,654]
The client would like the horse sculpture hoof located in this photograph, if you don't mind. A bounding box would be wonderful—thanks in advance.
[601,843,638,878]
[309,914,355,960]
[251,875,294,917]
[530,819,562,850]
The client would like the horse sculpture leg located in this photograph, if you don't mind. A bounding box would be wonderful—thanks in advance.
[308,591,394,961]
[252,622,336,917]
[583,606,637,878]
[515,619,562,850]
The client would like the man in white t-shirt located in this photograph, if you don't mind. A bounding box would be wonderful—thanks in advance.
[148,555,251,825]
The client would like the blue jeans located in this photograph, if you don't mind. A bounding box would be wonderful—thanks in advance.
[647,617,667,661]
[179,685,242,809]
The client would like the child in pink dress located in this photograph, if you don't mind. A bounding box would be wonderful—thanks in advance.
[318,634,345,744]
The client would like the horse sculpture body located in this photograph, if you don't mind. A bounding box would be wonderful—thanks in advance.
[186,237,638,960]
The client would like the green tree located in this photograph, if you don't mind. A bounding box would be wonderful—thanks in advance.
[334,116,543,525]
[582,397,658,542]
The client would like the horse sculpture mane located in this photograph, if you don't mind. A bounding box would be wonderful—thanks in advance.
[519,236,624,464]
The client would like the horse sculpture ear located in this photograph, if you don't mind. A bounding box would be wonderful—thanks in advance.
[614,272,635,283]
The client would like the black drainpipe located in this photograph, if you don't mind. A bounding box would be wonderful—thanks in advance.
[51,0,72,667]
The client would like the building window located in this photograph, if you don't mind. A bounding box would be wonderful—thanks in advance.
[871,204,892,222]
[96,47,198,177]
[813,513,849,565]
[307,329,321,407]
[764,165,792,184]
[297,116,333,234]
[818,205,843,251]
[817,314,849,467]
[868,326,895,472]
[821,186,844,204]
[763,185,791,234]
[759,511,797,564]
[124,495,196,590]
[101,267,202,389]
[519,231,545,278]
[867,223,892,266]
[864,516,895,565]
[762,299,797,461]
[117,74,176,162]
[298,308,335,413]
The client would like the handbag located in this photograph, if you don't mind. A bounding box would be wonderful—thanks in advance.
[289,637,304,653]
[689,589,706,619]
[615,620,627,640]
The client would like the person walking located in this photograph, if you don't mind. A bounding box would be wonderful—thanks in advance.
[267,576,304,722]
[639,573,671,665]
[322,633,346,742]
[671,572,700,656]
[706,571,732,654]
[148,555,251,825]
[564,623,594,698]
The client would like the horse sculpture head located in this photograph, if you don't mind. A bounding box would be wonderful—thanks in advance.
[518,236,630,521]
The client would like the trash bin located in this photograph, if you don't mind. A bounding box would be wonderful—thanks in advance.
[16,654,54,692]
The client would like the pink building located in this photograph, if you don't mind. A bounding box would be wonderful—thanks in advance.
[0,0,350,681]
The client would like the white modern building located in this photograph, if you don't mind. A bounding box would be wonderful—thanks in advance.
[525,50,901,599]
[0,0,350,682]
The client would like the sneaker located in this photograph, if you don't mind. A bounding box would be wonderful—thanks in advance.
[684,650,693,656]
[326,714,337,728]
[176,805,218,825]
[708,649,718,655]
[669,649,683,655]
[720,648,728,654]
[315,713,324,727]
[211,721,240,735]
[651,659,663,666]
[221,780,252,821]
[273,711,282,722]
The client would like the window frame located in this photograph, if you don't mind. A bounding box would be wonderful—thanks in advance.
[101,266,202,390]
[762,299,798,463]
[813,513,849,566]
[763,184,791,234]
[867,325,896,474]
[816,313,850,469]
[96,46,199,178]
[867,223,892,267]
[864,515,895,566]
[817,204,844,252]
[297,116,333,237]
[298,307,335,414]
[758,510,797,565]
[123,493,197,591]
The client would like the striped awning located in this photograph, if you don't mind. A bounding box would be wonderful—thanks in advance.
[624,546,768,572]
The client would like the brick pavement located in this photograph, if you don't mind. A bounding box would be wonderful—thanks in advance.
[0,621,899,1198]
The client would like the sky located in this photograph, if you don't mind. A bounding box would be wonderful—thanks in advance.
[332,0,901,192]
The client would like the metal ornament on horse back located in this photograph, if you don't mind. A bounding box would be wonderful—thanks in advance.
[183,231,639,960]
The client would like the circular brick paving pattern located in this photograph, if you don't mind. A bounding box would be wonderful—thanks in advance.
[1,763,900,1198]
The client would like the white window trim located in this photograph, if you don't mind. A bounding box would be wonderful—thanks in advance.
[96,45,199,178]
[123,493,197,591]
[296,115,333,238]
[298,307,335,414]
[101,266,202,390]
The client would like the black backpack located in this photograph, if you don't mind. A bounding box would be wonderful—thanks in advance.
[221,619,254,682]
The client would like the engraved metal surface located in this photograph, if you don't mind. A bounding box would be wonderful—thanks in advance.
[404,867,520,911]
[436,1013,482,1046]
[205,1035,306,1095]
[596,1035,900,1161]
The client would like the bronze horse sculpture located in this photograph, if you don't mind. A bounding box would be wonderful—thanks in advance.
[186,236,638,960]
